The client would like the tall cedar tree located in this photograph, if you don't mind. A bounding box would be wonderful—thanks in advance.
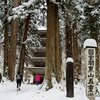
[18,14,30,76]
[3,0,9,76]
[8,0,20,81]
[45,1,62,89]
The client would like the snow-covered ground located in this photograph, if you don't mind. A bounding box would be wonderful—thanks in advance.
[0,79,100,100]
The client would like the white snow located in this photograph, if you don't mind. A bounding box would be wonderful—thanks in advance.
[1,79,100,100]
[0,20,2,27]
[66,57,73,63]
[38,27,47,30]
[83,39,97,49]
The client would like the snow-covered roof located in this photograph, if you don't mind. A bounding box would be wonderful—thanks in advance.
[83,39,97,49]
[66,57,73,63]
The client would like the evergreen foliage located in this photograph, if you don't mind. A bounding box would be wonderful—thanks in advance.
[0,0,100,83]
[0,0,47,78]
[79,1,100,42]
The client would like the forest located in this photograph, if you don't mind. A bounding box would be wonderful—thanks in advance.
[0,0,100,91]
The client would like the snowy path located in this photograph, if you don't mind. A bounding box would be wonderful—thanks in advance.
[0,81,41,100]
[0,81,100,100]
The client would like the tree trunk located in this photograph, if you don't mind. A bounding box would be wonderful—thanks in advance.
[65,22,73,58]
[3,0,9,77]
[72,22,81,75]
[8,19,18,81]
[66,22,81,78]
[45,1,61,89]
[18,14,30,76]
[55,7,62,82]
[8,0,20,81]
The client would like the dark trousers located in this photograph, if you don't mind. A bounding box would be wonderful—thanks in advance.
[36,81,40,85]
[17,80,21,88]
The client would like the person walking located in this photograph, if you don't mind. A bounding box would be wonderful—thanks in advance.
[0,73,2,83]
[35,73,41,85]
[16,71,22,91]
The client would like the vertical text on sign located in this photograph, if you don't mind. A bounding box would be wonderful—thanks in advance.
[86,48,96,96]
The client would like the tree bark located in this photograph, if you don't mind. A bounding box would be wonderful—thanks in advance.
[8,19,18,81]
[45,1,61,89]
[8,0,20,81]
[65,22,73,58]
[72,22,81,75]
[3,0,9,77]
[55,6,62,82]
[18,14,30,76]
[66,22,81,77]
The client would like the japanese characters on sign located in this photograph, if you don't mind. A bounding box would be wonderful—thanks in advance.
[86,48,96,97]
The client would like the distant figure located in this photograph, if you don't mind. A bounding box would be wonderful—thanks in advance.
[0,73,2,83]
[35,73,41,85]
[16,71,22,91]
[27,74,31,84]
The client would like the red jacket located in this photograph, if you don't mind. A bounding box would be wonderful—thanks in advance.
[35,74,41,82]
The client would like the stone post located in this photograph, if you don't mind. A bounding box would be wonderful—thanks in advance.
[84,39,97,100]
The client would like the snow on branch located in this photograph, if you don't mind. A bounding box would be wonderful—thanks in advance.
[8,0,36,21]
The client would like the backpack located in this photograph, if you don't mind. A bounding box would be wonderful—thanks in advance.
[17,75,21,80]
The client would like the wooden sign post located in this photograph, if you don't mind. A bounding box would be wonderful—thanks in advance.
[66,58,74,97]
[84,39,97,100]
